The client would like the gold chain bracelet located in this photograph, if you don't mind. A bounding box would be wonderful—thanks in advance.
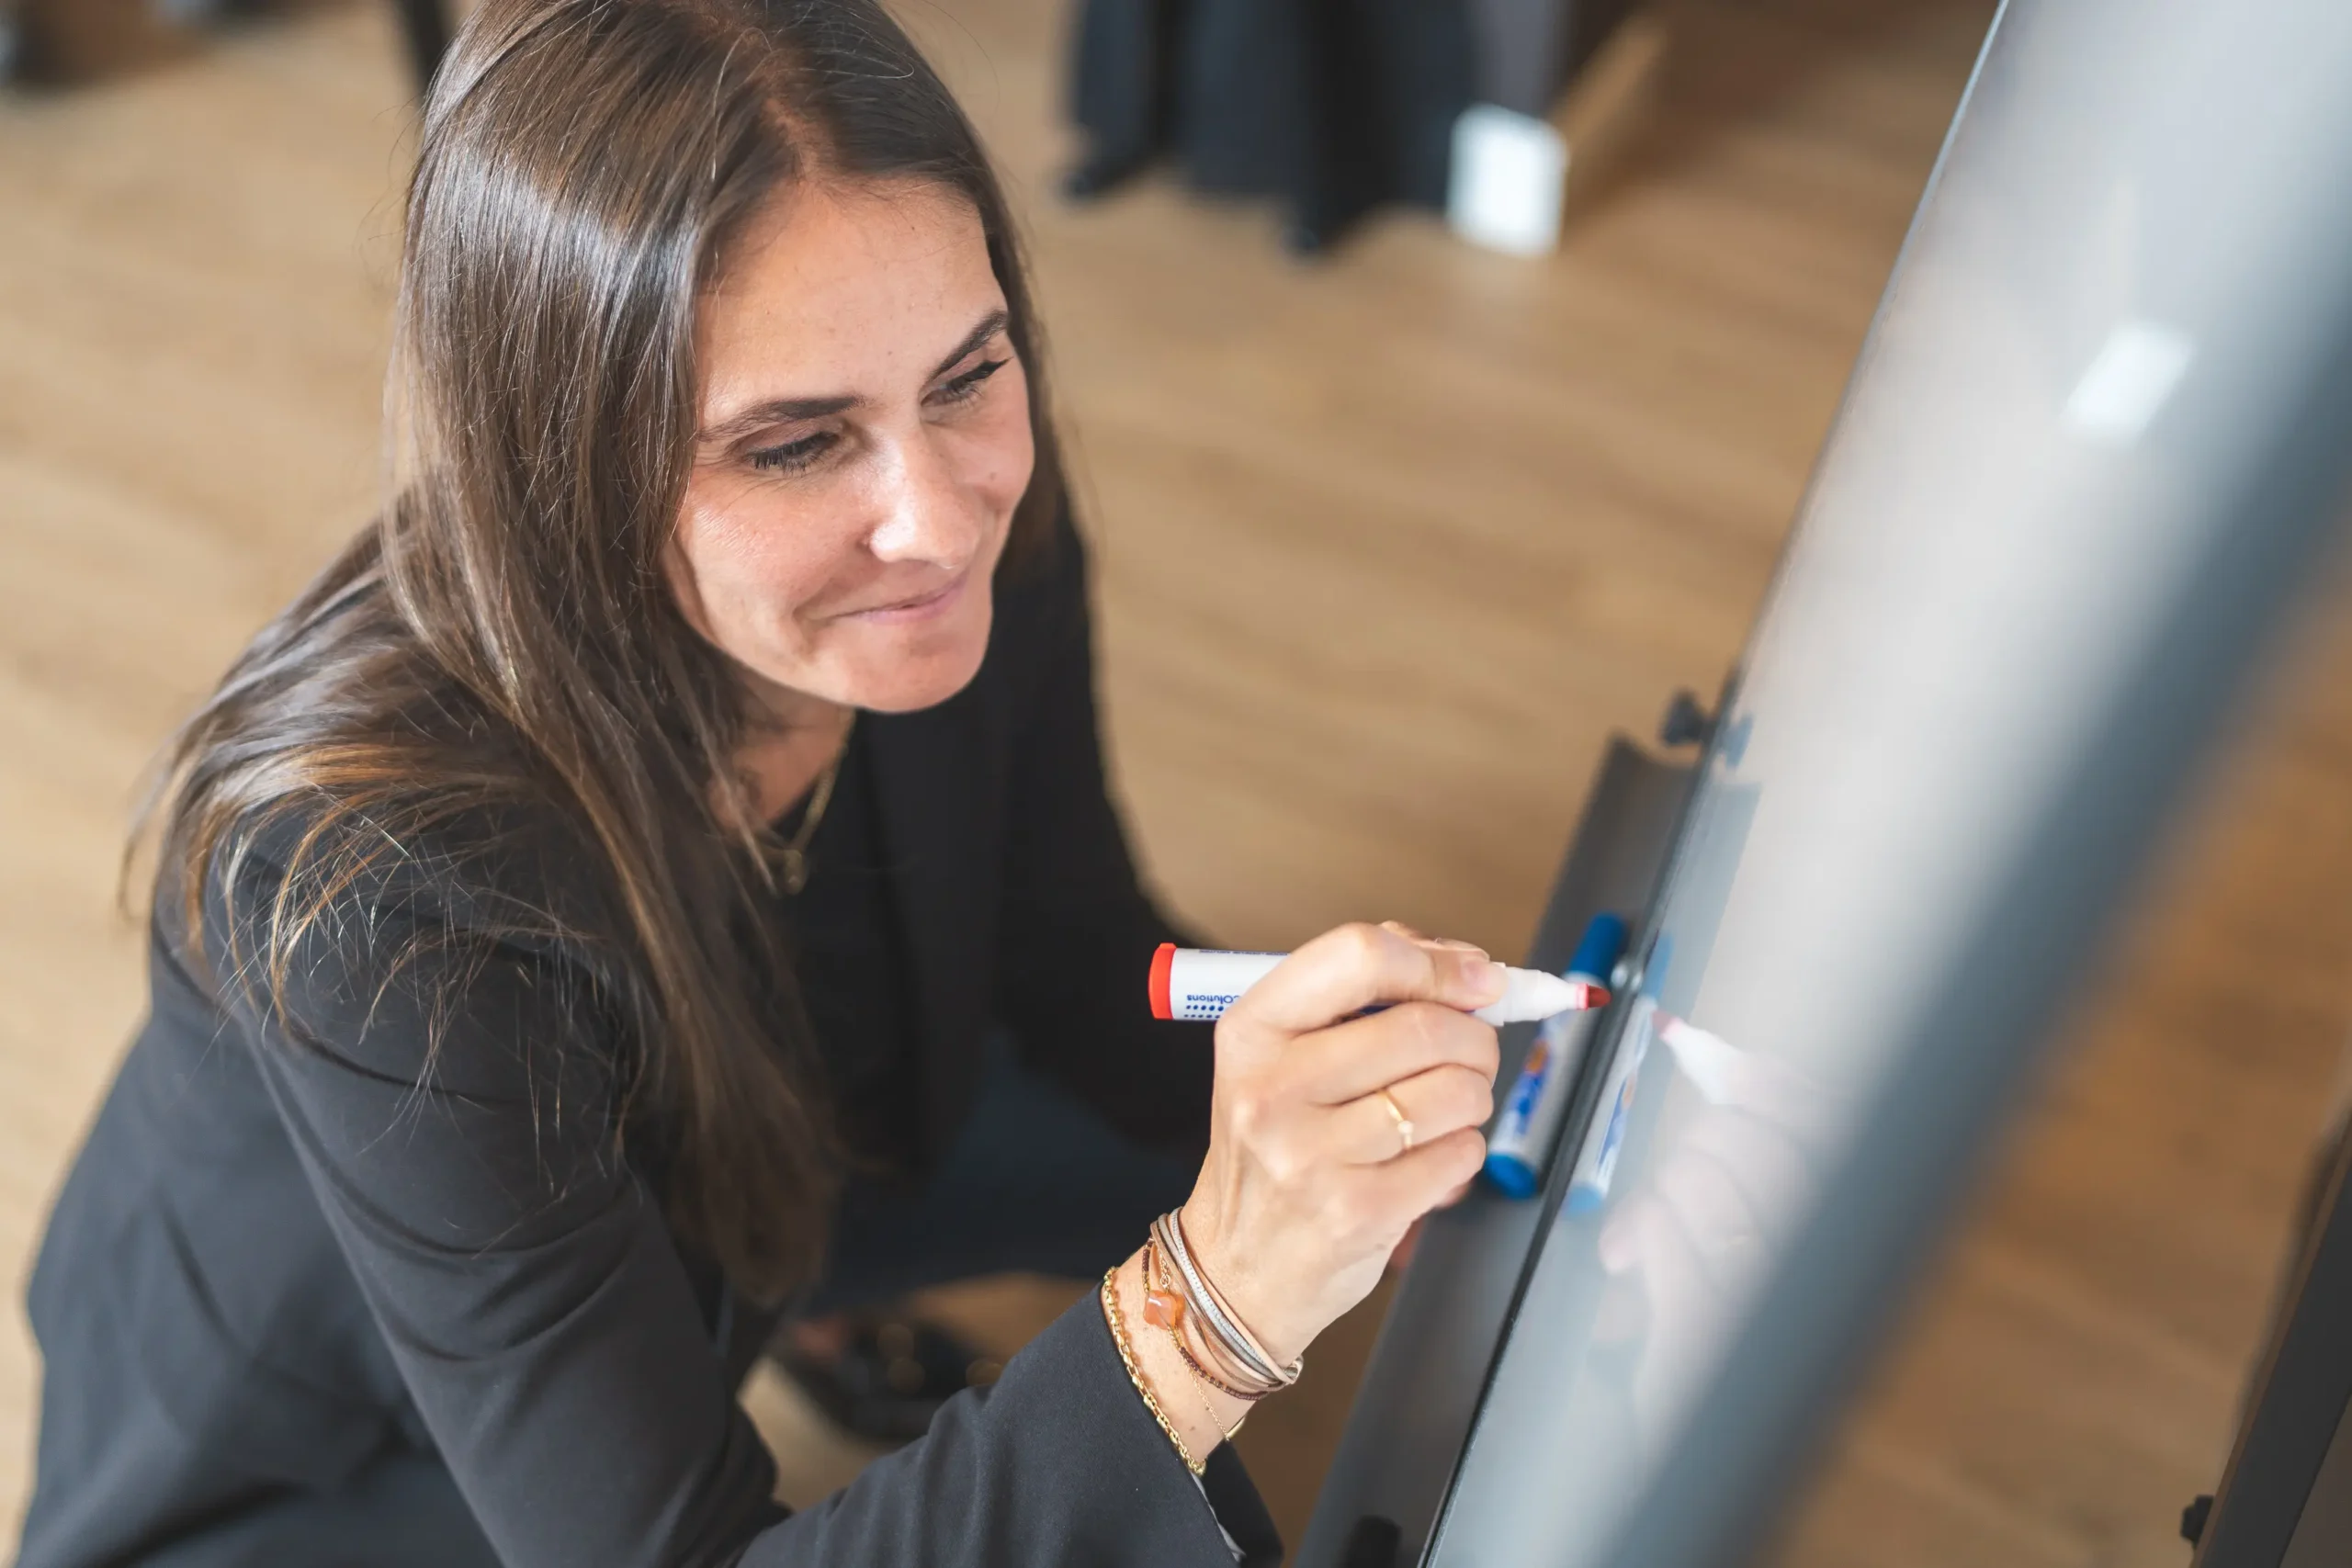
[1145,1239,1258,1442]
[1101,1265,1204,1476]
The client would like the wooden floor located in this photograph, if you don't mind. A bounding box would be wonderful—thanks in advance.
[6,0,2351,1561]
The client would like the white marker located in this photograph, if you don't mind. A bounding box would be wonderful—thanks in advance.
[1147,943,1610,1026]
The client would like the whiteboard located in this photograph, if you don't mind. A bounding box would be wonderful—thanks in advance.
[1424,1,2352,1562]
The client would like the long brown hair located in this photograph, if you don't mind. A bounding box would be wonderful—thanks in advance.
[144,0,1065,1302]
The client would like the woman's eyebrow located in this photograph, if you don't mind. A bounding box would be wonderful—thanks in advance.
[702,392,861,444]
[698,308,1012,445]
[927,308,1010,380]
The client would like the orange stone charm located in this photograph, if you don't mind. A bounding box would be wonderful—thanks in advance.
[1142,1288,1186,1331]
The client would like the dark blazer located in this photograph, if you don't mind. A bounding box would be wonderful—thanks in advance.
[18,514,1279,1568]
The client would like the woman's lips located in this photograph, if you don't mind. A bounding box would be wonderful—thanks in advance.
[834,568,969,626]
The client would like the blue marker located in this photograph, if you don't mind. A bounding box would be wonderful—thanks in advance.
[1564,932,1673,1216]
[1482,913,1628,1199]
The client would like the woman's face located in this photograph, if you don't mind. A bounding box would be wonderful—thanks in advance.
[672,177,1035,716]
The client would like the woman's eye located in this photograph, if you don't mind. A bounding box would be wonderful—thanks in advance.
[933,356,1009,405]
[747,432,836,473]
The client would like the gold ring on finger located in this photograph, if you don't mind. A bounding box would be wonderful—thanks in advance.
[1376,1088,1415,1155]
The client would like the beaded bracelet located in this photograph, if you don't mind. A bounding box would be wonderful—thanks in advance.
[1144,1235,1268,1404]
[1100,1265,1204,1476]
[1150,1213,1275,1389]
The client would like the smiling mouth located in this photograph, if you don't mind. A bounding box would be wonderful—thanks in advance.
[839,568,969,624]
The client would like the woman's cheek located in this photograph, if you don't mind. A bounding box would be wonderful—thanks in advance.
[966,369,1036,513]
[683,490,839,656]
[733,503,852,626]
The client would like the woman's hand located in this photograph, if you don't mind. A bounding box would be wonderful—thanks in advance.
[1176,922,1506,1367]
[1592,1009,1836,1446]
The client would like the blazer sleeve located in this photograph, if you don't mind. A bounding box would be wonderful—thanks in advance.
[993,513,1219,1152]
[219,837,1271,1568]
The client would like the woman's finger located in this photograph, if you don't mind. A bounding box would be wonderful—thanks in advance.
[1285,1000,1500,1106]
[1378,920,1488,958]
[1332,1064,1495,1166]
[1224,923,1504,1042]
[1347,1125,1489,1236]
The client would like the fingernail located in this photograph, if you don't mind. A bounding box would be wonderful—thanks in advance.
[1463,955,1504,998]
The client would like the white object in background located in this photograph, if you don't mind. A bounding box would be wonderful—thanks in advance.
[2064,319,2197,445]
[1448,104,1569,256]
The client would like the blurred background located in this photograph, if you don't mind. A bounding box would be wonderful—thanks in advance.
[6,0,2352,1562]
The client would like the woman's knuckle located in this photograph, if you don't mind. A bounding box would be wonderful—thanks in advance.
[1261,1137,1311,1187]
[1424,1003,1459,1051]
[1392,1002,1443,1060]
[1332,922,1387,969]
[1476,1039,1502,1081]
[1444,1068,1492,1125]
[1437,1007,1490,1065]
[1228,1092,1272,1143]
[1327,1188,1375,1236]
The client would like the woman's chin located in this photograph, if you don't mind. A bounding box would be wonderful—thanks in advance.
[831,615,993,715]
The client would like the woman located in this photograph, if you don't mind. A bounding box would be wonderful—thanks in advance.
[18,2,1503,1563]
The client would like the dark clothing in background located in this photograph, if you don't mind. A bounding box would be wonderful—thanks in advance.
[1460,0,1643,118]
[1067,0,1475,253]
[19,514,1274,1567]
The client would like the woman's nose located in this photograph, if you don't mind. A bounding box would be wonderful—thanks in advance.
[866,433,982,569]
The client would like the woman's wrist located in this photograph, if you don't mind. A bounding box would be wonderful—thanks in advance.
[1174,1197,1315,1370]
[1110,1249,1251,1464]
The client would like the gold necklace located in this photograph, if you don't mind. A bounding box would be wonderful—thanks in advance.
[773,719,851,897]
